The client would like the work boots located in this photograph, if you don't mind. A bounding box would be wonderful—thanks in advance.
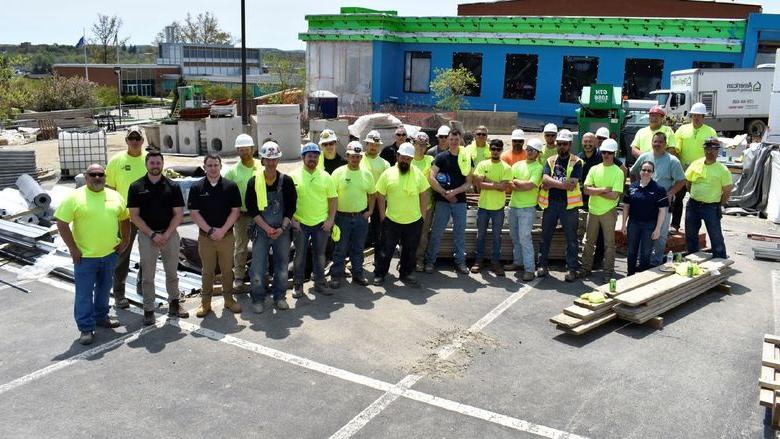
[195,295,212,318]
[223,293,242,313]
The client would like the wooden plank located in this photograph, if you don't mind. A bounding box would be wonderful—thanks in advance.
[748,233,780,243]
[643,316,664,330]
[615,259,733,307]
[574,297,615,311]
[620,270,733,313]
[761,379,780,391]
[766,334,780,345]
[558,312,617,335]
[563,305,597,320]
[549,313,582,328]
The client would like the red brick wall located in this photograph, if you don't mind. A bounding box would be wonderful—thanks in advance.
[52,66,180,97]
[457,0,761,19]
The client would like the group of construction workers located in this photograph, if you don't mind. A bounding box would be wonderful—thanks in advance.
[55,100,733,345]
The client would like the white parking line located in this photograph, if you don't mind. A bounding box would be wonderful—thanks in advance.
[331,283,538,438]
[0,269,584,438]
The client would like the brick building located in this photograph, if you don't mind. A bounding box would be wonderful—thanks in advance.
[52,64,181,97]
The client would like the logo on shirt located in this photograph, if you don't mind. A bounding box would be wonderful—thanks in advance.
[123,165,132,171]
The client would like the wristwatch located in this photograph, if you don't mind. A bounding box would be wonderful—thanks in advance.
[149,232,158,240]
[207,227,215,236]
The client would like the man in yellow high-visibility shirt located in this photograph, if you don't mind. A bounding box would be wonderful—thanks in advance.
[672,102,717,231]
[223,133,261,292]
[541,123,559,162]
[471,139,512,276]
[361,130,389,253]
[373,143,430,288]
[630,105,676,159]
[507,138,544,282]
[465,125,490,165]
[105,125,147,309]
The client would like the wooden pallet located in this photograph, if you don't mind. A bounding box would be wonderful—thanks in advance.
[760,334,780,428]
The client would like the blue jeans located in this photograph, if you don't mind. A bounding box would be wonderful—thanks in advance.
[538,201,579,271]
[425,201,467,265]
[685,199,727,258]
[627,220,655,275]
[250,230,291,302]
[331,213,369,279]
[293,223,328,285]
[650,208,672,267]
[509,207,536,272]
[74,252,118,332]
[475,208,505,264]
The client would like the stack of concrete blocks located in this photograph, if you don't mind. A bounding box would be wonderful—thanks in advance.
[177,120,205,155]
[309,118,349,156]
[255,104,302,159]
[206,116,242,155]
[159,124,179,154]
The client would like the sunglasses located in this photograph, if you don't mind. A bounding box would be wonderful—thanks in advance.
[396,133,406,137]
[88,172,105,177]
[127,136,143,141]
[601,151,614,155]
[640,168,653,173]
[437,135,448,139]
[475,133,487,137]
[489,148,502,151]
[322,142,336,146]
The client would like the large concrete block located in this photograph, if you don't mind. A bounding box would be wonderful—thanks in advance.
[459,110,519,134]
[205,116,242,155]
[159,124,179,154]
[309,118,349,156]
[256,104,301,159]
[177,120,205,155]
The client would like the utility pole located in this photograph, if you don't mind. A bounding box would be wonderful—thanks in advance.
[241,0,248,126]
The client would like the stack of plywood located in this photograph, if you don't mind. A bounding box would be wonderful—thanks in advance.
[550,253,715,335]
[760,334,780,428]
[613,258,734,324]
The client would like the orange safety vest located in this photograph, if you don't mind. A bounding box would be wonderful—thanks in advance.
[537,155,583,210]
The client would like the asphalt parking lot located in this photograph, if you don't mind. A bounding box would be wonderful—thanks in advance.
[0,214,778,438]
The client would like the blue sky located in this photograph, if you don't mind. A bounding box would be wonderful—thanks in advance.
[1,0,778,51]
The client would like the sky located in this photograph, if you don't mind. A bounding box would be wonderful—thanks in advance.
[1,0,780,51]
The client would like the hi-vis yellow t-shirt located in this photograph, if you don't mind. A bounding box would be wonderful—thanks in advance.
[509,160,543,209]
[331,165,376,213]
[583,163,624,215]
[290,166,337,226]
[54,187,129,258]
[474,159,512,210]
[375,166,430,224]
[105,151,147,201]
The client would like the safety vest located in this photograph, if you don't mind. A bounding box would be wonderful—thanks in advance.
[253,166,268,211]
[537,155,583,210]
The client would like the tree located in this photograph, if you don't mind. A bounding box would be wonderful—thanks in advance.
[264,53,304,103]
[29,52,54,74]
[429,67,477,114]
[155,12,232,45]
[0,53,31,121]
[90,14,126,64]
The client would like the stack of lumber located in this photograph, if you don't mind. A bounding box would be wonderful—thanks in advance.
[550,253,715,335]
[13,109,95,132]
[436,208,586,261]
[613,258,734,324]
[760,334,780,428]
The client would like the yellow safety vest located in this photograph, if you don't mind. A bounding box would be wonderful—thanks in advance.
[253,167,268,211]
[537,155,583,210]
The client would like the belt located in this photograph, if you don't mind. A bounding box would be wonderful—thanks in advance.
[337,211,365,217]
[199,229,234,237]
[690,199,721,206]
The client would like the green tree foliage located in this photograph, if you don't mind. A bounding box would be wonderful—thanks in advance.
[155,12,232,44]
[90,14,127,64]
[0,53,31,121]
[28,76,98,111]
[429,67,477,114]
[264,53,304,104]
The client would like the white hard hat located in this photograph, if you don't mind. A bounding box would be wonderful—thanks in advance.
[126,125,143,138]
[414,131,429,144]
[595,127,610,139]
[234,133,254,149]
[511,129,525,141]
[526,138,544,152]
[398,142,415,158]
[364,130,382,143]
[319,129,338,145]
[600,138,619,153]
[556,129,574,143]
[345,141,364,156]
[260,141,282,159]
[690,102,707,115]
[543,123,558,134]
[436,125,451,137]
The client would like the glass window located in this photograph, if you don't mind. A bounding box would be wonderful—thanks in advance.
[623,58,664,99]
[503,54,538,100]
[453,52,483,97]
[404,51,431,93]
[560,56,599,103]
[692,61,735,69]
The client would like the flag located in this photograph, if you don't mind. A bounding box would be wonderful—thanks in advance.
[75,36,86,49]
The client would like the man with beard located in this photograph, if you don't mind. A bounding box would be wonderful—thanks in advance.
[373,143,430,287]
[55,164,130,345]
[501,129,527,166]
[127,151,189,325]
[630,105,676,159]
[472,139,512,276]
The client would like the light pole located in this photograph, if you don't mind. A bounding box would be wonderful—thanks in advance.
[241,0,248,126]
[114,66,122,126]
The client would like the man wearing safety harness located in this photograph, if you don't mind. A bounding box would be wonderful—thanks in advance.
[245,141,297,313]
[684,137,733,258]
[223,134,261,293]
[291,143,337,298]
[329,141,376,289]
[537,129,583,282]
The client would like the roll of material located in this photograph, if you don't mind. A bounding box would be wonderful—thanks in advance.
[15,174,51,208]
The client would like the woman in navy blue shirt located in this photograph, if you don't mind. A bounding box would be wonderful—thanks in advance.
[621,161,669,275]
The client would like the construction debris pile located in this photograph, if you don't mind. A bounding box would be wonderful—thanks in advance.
[760,334,780,428]
[550,253,734,335]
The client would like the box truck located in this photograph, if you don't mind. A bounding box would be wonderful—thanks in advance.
[650,67,773,136]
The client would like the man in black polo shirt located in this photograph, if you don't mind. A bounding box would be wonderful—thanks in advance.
[187,154,243,318]
[380,126,407,166]
[127,151,189,325]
